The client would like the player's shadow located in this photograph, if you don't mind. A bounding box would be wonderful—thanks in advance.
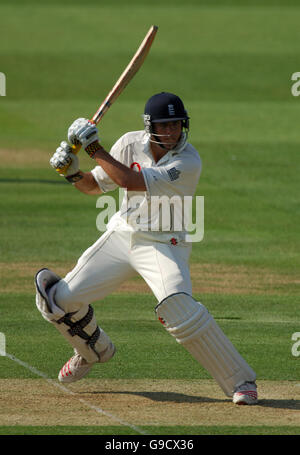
[78,391,300,409]
[78,390,228,404]
[256,398,300,410]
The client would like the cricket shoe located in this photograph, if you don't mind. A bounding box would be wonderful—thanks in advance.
[58,344,116,383]
[232,381,258,405]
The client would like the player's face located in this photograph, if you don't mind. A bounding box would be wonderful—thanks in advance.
[153,120,182,150]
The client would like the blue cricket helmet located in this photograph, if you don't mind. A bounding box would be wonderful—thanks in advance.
[143,92,189,133]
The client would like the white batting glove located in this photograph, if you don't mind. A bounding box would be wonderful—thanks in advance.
[67,118,99,149]
[50,141,79,177]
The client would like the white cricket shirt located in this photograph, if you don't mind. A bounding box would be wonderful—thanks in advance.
[91,130,201,243]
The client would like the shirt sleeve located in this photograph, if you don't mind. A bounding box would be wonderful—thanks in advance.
[91,166,118,193]
[90,136,126,193]
[141,150,202,197]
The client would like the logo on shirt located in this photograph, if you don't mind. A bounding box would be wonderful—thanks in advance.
[168,104,175,116]
[167,167,181,181]
[130,162,141,172]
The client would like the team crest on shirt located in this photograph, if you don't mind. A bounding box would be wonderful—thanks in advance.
[167,167,181,181]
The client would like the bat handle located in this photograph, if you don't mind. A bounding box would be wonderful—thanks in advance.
[55,118,97,173]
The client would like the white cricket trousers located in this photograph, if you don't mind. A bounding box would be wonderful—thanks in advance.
[54,229,192,313]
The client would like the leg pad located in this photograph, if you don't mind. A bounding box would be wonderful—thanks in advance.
[35,268,115,364]
[156,293,256,397]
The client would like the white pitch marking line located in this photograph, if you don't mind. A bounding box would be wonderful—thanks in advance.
[4,352,148,435]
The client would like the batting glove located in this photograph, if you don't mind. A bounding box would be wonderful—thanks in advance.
[50,141,79,177]
[68,118,99,149]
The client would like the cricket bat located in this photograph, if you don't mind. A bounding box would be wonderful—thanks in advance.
[72,25,158,154]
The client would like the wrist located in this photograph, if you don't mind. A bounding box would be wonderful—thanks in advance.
[85,140,104,158]
[65,171,83,183]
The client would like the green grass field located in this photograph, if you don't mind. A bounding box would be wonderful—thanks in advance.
[1,0,300,439]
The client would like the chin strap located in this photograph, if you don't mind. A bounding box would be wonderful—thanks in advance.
[151,134,168,150]
[148,130,188,152]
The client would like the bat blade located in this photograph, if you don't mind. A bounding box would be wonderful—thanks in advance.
[69,25,158,157]
[91,25,158,125]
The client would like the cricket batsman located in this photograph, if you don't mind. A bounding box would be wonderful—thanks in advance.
[35,92,258,405]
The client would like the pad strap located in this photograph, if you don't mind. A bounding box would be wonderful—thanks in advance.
[57,305,100,350]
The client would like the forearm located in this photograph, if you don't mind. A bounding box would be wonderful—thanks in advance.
[71,171,102,195]
[93,145,146,191]
[65,117,146,191]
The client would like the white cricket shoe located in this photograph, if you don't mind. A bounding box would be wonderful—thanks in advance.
[232,381,258,405]
[58,344,116,383]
